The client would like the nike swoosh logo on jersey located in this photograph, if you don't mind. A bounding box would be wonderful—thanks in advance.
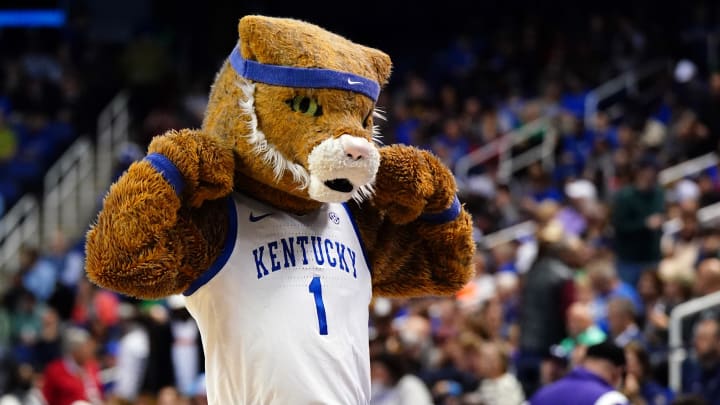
[347,78,362,85]
[249,212,272,222]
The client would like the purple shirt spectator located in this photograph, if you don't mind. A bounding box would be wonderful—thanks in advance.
[556,207,587,237]
[530,367,628,405]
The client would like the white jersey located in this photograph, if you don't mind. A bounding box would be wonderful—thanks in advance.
[184,192,372,405]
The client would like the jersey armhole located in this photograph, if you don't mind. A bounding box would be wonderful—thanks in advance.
[183,196,238,296]
[341,202,372,276]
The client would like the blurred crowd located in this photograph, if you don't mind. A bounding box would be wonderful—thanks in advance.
[0,33,80,216]
[2,2,720,405]
[0,6,125,217]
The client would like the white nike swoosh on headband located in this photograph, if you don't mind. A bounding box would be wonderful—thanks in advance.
[347,78,362,85]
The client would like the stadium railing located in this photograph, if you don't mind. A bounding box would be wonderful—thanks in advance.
[478,149,720,251]
[583,60,671,128]
[670,290,720,392]
[454,116,558,192]
[478,200,720,251]
[0,195,40,276]
[658,152,718,186]
[43,137,96,241]
[96,92,130,198]
[0,92,129,279]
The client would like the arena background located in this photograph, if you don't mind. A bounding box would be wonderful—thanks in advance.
[1,0,719,404]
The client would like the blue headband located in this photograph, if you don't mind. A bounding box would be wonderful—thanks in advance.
[229,45,380,102]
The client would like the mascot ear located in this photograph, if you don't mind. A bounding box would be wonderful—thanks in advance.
[363,47,392,87]
[238,15,280,63]
[237,15,392,88]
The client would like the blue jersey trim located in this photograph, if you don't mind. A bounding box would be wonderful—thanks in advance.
[144,153,185,197]
[341,202,372,275]
[419,195,461,224]
[183,196,238,296]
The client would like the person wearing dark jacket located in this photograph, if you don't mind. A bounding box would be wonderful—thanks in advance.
[517,220,576,396]
[623,342,673,405]
[611,160,664,287]
[682,318,720,405]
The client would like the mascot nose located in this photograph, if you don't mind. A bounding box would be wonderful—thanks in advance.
[339,134,372,161]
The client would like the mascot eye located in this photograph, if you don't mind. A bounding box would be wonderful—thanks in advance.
[287,96,323,117]
[363,110,373,129]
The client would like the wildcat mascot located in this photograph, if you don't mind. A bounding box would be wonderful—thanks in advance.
[86,15,475,404]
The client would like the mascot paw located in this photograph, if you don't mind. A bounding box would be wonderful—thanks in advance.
[372,145,457,225]
[148,129,235,208]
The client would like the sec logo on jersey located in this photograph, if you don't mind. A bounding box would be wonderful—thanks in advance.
[329,211,341,224]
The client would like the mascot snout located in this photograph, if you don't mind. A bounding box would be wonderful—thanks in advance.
[307,134,380,203]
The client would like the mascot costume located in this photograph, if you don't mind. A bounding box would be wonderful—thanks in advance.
[86,15,475,404]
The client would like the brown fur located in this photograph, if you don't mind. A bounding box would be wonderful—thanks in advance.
[358,145,476,296]
[85,15,474,300]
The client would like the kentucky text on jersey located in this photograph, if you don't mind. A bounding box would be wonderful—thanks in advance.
[252,236,358,279]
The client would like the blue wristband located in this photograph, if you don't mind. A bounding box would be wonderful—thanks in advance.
[144,153,185,197]
[419,195,461,224]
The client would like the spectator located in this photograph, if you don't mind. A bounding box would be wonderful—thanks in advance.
[698,228,720,263]
[638,270,664,323]
[109,304,149,403]
[607,297,643,348]
[586,259,643,333]
[494,184,523,229]
[30,308,62,372]
[517,220,576,396]
[370,351,433,405]
[417,331,479,402]
[190,373,208,405]
[0,361,44,405]
[611,160,665,287]
[431,117,470,169]
[529,341,629,405]
[540,347,571,389]
[556,302,607,361]
[463,340,525,405]
[7,289,44,363]
[156,386,184,405]
[167,295,202,397]
[623,342,673,405]
[139,303,176,397]
[41,327,103,405]
[639,271,674,369]
[0,106,16,153]
[390,103,420,146]
[693,71,720,154]
[674,109,715,159]
[557,179,598,238]
[0,307,9,353]
[660,209,701,278]
[456,252,496,312]
[588,111,620,150]
[19,246,57,303]
[469,296,507,346]
[697,173,720,207]
[682,258,720,341]
[694,258,720,298]
[495,271,521,342]
[682,318,720,404]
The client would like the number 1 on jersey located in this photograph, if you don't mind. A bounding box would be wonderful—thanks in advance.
[309,276,328,335]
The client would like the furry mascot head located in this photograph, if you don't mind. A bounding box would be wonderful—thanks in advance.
[205,16,391,205]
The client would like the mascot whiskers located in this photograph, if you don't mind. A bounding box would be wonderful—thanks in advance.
[86,15,475,404]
